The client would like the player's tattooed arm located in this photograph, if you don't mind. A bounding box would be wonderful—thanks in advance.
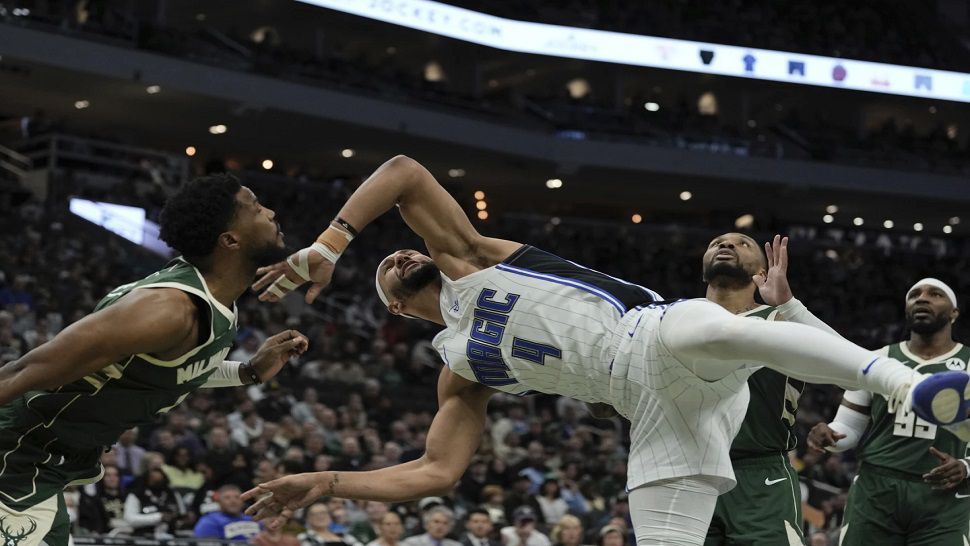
[0,288,196,405]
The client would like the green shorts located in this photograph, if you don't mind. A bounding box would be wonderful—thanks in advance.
[705,453,804,546]
[0,398,104,546]
[839,463,970,546]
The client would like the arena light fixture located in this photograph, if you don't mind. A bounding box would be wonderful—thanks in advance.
[943,225,953,234]
[914,222,924,232]
[474,191,485,200]
[74,100,90,109]
[631,214,642,224]
[448,169,466,178]
[679,191,692,201]
[476,201,487,210]
[853,217,864,226]
[550,217,561,226]
[883,220,894,229]
[545,178,563,189]
[822,214,834,224]
[146,85,161,94]
[341,148,355,158]
[477,210,488,220]
[262,159,274,170]
[734,214,754,229]
[185,146,196,157]
[950,216,961,225]
[208,124,227,134]
[644,102,660,112]
[826,205,838,214]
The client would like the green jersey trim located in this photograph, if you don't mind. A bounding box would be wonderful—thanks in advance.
[899,342,964,367]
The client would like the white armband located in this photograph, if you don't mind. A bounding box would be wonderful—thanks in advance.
[776,297,842,338]
[201,360,244,388]
[825,404,870,452]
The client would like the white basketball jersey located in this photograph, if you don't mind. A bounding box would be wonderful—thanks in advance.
[432,245,663,403]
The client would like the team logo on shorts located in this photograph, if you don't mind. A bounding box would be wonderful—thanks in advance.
[0,516,38,546]
[946,358,967,371]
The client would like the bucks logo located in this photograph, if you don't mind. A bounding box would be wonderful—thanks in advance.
[0,516,37,546]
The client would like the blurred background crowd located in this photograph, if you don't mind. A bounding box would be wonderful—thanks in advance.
[3,1,970,545]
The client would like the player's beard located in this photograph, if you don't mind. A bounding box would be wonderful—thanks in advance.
[250,240,291,268]
[906,310,950,335]
[703,260,752,289]
[393,261,441,299]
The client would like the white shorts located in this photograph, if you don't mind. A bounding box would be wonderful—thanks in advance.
[608,302,755,494]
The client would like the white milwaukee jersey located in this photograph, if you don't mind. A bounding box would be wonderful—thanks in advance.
[432,245,662,403]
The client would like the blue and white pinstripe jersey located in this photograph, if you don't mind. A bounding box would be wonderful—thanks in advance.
[432,245,663,403]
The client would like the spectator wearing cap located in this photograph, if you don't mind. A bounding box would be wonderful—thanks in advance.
[596,526,624,546]
[459,509,499,546]
[402,506,461,546]
[499,507,551,546]
[192,484,261,541]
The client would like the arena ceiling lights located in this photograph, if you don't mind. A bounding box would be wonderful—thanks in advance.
[298,0,970,104]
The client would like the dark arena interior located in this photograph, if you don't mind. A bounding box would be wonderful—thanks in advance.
[1,1,970,545]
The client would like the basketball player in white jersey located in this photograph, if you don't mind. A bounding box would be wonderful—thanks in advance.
[242,156,970,545]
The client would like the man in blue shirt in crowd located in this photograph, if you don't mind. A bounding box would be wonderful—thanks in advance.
[194,484,261,541]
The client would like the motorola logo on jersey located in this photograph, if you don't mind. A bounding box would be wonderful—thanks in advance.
[946,358,967,371]
[466,288,562,387]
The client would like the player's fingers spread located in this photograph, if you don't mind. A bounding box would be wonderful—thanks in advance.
[929,446,948,461]
[306,283,323,304]
[764,242,773,267]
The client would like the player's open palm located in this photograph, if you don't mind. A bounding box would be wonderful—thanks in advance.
[754,235,794,306]
[252,246,336,304]
[242,475,326,524]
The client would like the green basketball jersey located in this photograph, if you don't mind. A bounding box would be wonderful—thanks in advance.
[729,305,806,459]
[858,342,970,474]
[15,258,238,449]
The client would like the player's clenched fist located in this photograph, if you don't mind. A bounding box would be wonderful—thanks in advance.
[807,422,847,453]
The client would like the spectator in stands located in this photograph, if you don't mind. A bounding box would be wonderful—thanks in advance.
[204,425,241,482]
[78,465,126,535]
[366,511,405,546]
[300,501,357,546]
[596,526,624,546]
[500,507,551,546]
[402,506,461,546]
[253,525,302,546]
[533,479,568,525]
[550,515,587,546]
[162,446,204,493]
[113,428,145,477]
[350,501,389,544]
[480,485,507,526]
[459,509,499,546]
[123,467,185,538]
[193,484,261,540]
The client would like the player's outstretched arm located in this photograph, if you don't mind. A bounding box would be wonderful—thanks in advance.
[253,155,519,302]
[0,289,196,406]
[242,368,493,523]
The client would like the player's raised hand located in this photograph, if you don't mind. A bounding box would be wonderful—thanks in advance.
[753,235,794,306]
[252,245,336,304]
[242,474,328,523]
[806,422,846,453]
[923,447,969,490]
[249,330,309,382]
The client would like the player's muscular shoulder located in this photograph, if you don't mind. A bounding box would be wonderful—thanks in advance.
[109,288,201,357]
[437,366,495,402]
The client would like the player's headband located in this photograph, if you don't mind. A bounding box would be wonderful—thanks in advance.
[375,254,394,308]
[375,253,417,319]
[907,278,958,309]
